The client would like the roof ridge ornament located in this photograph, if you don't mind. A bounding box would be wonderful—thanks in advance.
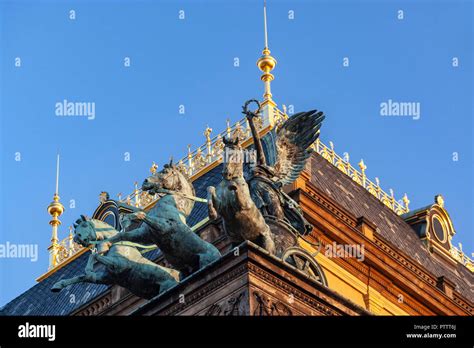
[46,153,65,270]
[257,0,277,102]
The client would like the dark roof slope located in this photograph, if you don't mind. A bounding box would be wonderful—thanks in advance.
[0,252,108,315]
[309,153,474,302]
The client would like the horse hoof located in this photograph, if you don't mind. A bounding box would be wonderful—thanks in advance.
[51,285,62,293]
[228,185,237,191]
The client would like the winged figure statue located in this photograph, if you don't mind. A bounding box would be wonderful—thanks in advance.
[243,99,325,235]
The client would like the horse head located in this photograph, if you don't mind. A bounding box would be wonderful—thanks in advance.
[142,159,196,216]
[222,136,244,180]
[73,215,97,247]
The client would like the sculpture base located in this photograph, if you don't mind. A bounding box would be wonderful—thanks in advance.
[126,241,369,316]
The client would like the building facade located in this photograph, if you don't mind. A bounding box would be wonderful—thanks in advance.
[1,5,472,317]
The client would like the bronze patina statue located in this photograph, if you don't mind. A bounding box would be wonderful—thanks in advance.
[51,216,179,299]
[244,99,325,235]
[103,161,221,276]
[207,136,276,254]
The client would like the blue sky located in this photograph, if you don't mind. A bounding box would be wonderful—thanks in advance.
[0,0,472,306]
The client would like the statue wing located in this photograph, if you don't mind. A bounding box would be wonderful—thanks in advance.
[273,110,325,186]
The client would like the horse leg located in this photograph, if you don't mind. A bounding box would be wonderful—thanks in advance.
[198,248,221,269]
[230,185,252,210]
[94,254,125,271]
[51,271,111,292]
[207,186,219,220]
[85,253,96,274]
[261,226,276,255]
[104,224,152,245]
[51,275,88,292]
[159,279,178,294]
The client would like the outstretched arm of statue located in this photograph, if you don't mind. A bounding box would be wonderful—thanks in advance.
[207,186,219,220]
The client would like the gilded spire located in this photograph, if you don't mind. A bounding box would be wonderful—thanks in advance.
[47,153,65,269]
[257,0,277,101]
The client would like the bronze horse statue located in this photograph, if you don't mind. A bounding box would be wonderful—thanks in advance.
[103,162,221,276]
[244,99,325,236]
[207,136,276,254]
[51,216,179,299]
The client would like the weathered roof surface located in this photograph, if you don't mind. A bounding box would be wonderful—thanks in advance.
[0,252,108,315]
[309,153,474,302]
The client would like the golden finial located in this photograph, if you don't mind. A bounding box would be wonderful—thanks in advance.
[435,194,445,208]
[204,125,212,142]
[343,152,350,162]
[68,226,74,254]
[256,0,277,101]
[187,144,192,158]
[226,119,231,138]
[99,191,109,203]
[150,162,158,174]
[403,193,410,211]
[134,181,140,207]
[187,144,194,172]
[358,159,367,186]
[389,189,395,205]
[204,126,213,159]
[47,153,65,270]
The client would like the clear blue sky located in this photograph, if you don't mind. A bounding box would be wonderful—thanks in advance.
[0,0,472,306]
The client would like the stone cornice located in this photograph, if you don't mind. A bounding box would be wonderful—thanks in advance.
[292,183,473,315]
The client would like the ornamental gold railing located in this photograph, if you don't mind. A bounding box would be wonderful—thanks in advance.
[312,138,410,215]
[450,244,474,272]
[117,103,274,209]
[46,103,474,276]
[118,103,410,216]
[50,227,85,270]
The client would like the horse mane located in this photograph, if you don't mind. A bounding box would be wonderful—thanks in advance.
[89,219,119,235]
[171,167,195,217]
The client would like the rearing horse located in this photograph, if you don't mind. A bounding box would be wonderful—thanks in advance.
[104,162,221,276]
[51,216,179,299]
[207,136,276,254]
